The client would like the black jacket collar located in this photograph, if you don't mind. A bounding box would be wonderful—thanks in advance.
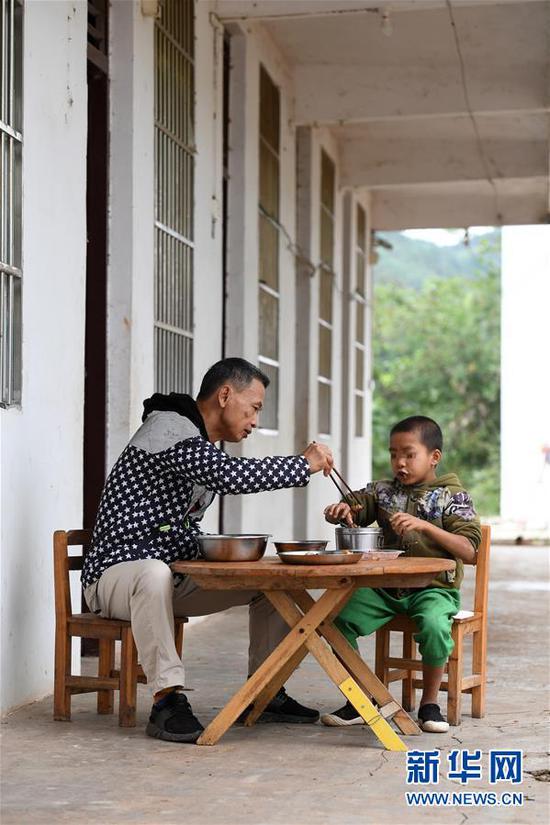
[142,393,209,440]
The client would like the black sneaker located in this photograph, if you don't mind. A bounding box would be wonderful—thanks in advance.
[146,690,204,743]
[321,700,365,727]
[418,703,449,733]
[238,687,319,724]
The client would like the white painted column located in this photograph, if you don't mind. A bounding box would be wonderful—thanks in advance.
[501,225,550,528]
[193,4,224,391]
[107,1,155,469]
[219,24,256,533]
[294,126,317,538]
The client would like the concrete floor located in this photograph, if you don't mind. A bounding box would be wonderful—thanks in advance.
[1,545,549,825]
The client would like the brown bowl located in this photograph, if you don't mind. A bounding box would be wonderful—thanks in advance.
[274,540,328,553]
[197,534,270,561]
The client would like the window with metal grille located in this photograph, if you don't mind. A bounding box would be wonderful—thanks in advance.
[154,0,194,394]
[258,65,280,430]
[354,204,368,437]
[87,0,108,73]
[318,150,335,435]
[0,0,23,408]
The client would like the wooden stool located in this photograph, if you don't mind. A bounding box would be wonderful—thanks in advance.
[53,529,187,727]
[374,524,491,725]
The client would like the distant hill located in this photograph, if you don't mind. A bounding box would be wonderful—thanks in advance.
[373,230,501,289]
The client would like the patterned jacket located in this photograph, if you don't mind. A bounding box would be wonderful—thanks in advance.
[346,473,481,589]
[82,399,309,589]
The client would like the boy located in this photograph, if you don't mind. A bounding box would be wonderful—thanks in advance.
[322,416,481,733]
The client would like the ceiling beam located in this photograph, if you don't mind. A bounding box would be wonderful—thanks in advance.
[214,0,548,22]
[293,65,548,125]
[370,177,549,229]
[339,137,547,188]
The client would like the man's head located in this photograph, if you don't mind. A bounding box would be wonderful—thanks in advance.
[388,416,443,486]
[196,358,270,443]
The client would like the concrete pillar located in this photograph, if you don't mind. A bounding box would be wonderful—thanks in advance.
[501,225,550,528]
[107,1,155,468]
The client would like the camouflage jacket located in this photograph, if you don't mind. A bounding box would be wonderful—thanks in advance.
[346,473,481,589]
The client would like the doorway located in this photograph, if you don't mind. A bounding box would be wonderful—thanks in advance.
[82,2,109,644]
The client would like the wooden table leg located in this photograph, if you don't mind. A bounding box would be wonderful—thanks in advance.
[196,588,347,746]
[244,587,355,726]
[293,591,420,736]
[267,591,408,752]
[243,646,309,726]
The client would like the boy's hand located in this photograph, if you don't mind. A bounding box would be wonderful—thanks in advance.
[390,513,426,536]
[324,502,361,527]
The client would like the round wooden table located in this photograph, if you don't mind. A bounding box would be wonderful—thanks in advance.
[171,555,455,751]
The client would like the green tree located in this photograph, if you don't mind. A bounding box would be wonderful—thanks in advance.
[372,240,501,515]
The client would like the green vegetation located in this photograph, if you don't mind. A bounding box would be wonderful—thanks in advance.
[372,231,501,516]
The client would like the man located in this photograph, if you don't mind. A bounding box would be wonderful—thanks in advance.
[82,358,333,743]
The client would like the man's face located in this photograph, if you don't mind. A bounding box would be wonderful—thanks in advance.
[218,379,265,442]
[389,430,440,486]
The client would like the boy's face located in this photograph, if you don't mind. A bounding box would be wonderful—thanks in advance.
[389,430,441,486]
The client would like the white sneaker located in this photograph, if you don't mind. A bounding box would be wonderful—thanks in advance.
[321,701,365,727]
[418,703,449,733]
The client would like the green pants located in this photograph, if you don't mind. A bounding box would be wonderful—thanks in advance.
[335,586,461,667]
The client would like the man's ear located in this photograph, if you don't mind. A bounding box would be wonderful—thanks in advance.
[217,384,232,408]
[432,448,442,467]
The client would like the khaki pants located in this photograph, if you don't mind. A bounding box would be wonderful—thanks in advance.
[84,559,288,695]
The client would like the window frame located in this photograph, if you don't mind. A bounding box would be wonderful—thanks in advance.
[153,0,195,395]
[0,0,24,409]
[257,64,281,433]
[353,203,368,438]
[317,149,336,437]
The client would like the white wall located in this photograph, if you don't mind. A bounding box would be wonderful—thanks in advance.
[501,225,550,527]
[1,0,88,713]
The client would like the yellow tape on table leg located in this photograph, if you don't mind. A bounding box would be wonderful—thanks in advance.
[338,677,408,752]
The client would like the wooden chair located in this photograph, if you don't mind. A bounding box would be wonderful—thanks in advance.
[53,529,187,727]
[374,524,491,726]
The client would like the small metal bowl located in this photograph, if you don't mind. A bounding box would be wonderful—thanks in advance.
[197,534,270,562]
[277,550,364,566]
[273,540,328,554]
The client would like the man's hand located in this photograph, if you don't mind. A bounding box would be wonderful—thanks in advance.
[302,442,334,477]
[390,512,426,536]
[324,501,361,527]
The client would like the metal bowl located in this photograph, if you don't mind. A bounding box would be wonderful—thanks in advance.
[361,550,404,560]
[277,550,364,566]
[197,534,270,562]
[335,526,384,551]
[273,540,328,553]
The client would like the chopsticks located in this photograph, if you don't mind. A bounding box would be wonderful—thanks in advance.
[328,467,364,511]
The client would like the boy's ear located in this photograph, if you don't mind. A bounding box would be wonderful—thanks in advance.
[431,448,442,467]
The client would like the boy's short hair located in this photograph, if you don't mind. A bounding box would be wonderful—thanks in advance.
[390,416,443,452]
[197,357,270,400]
